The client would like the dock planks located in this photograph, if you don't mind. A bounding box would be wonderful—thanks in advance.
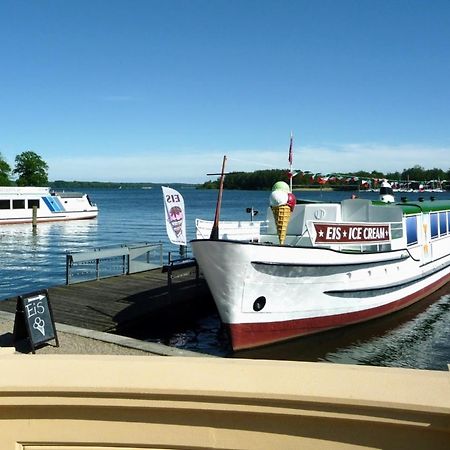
[0,267,214,338]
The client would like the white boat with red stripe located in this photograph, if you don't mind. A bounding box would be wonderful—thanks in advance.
[192,194,450,350]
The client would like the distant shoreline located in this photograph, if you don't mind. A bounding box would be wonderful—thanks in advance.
[50,181,199,190]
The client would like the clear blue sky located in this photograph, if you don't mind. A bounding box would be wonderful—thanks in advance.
[1,0,449,182]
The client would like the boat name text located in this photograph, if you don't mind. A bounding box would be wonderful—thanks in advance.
[313,222,390,244]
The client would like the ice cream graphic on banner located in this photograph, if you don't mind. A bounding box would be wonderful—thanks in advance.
[162,186,187,245]
[269,181,296,245]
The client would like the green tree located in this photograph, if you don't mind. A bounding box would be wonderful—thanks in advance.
[13,151,49,186]
[0,153,12,186]
[401,165,426,182]
[223,169,289,190]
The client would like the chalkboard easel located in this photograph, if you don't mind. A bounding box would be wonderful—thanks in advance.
[13,289,59,354]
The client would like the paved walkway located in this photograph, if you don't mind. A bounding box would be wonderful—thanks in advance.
[0,311,206,357]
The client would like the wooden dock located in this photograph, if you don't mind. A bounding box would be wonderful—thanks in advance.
[0,265,214,340]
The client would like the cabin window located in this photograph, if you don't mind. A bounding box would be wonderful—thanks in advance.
[12,199,25,209]
[28,199,40,209]
[406,216,418,245]
[0,200,10,209]
[390,223,403,239]
[430,213,439,239]
[439,211,448,235]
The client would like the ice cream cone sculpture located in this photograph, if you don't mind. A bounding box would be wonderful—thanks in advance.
[271,204,291,245]
[269,181,295,245]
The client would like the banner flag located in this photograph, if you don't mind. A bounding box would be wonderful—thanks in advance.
[288,132,293,165]
[161,186,187,246]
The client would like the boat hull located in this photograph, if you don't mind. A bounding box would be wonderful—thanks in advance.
[229,270,450,350]
[0,211,98,225]
[191,239,450,350]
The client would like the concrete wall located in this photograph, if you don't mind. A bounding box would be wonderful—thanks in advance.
[0,350,449,449]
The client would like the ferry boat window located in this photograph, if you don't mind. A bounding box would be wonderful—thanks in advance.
[0,200,10,209]
[391,223,403,239]
[430,213,439,239]
[440,211,448,235]
[406,216,418,245]
[28,199,40,209]
[12,199,25,209]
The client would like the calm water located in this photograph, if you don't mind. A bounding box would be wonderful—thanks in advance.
[0,187,449,370]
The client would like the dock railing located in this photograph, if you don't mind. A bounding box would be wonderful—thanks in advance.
[66,242,163,285]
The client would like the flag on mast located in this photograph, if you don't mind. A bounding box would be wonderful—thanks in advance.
[288,132,293,165]
[288,132,295,190]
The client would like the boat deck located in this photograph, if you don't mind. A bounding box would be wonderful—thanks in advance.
[0,266,213,339]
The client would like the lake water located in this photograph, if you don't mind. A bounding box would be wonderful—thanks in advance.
[0,187,449,370]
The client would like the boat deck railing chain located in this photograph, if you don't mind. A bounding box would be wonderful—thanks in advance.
[65,242,164,285]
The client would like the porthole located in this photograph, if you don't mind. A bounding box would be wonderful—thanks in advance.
[253,296,266,312]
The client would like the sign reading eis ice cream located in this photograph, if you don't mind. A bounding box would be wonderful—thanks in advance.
[310,222,391,245]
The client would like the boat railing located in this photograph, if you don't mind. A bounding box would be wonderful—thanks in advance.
[65,242,163,285]
[195,218,268,241]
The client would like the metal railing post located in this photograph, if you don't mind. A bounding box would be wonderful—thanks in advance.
[66,254,70,285]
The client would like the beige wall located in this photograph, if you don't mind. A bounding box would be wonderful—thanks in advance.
[0,351,449,449]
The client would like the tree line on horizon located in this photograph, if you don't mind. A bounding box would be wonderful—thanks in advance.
[1,151,448,191]
[200,166,450,191]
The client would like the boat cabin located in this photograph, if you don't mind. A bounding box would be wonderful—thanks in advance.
[264,198,450,260]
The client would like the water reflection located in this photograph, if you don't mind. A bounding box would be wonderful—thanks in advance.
[0,220,99,297]
[325,294,450,370]
[0,219,98,244]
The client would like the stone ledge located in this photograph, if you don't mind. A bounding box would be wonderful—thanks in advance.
[0,355,448,449]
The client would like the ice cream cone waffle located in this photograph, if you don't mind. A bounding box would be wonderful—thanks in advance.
[271,205,291,245]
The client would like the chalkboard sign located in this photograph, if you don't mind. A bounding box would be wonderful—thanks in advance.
[13,289,59,353]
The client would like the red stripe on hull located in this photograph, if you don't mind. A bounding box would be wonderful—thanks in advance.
[229,271,450,351]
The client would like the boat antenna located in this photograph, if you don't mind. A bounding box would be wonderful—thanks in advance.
[208,155,227,240]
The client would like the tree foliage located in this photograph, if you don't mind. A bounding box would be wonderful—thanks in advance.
[0,153,12,186]
[13,151,49,186]
[398,165,447,182]
[224,169,290,190]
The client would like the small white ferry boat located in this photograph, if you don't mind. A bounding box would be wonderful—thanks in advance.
[192,186,450,351]
[0,187,98,225]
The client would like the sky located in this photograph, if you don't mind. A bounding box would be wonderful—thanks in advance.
[1,0,449,183]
